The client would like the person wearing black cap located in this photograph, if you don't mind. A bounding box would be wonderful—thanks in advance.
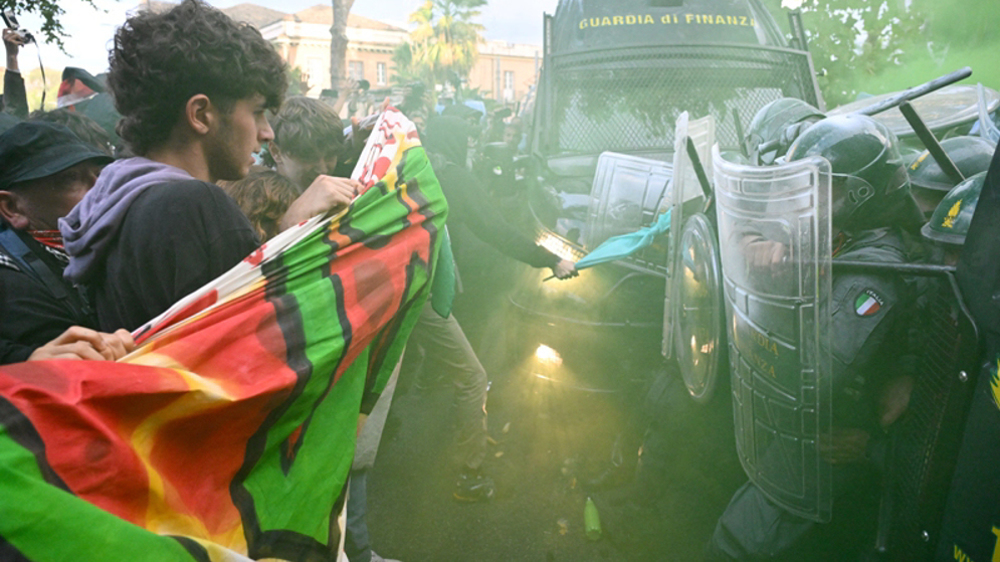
[0,121,133,364]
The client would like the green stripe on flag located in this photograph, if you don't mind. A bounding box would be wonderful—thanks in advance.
[0,428,200,562]
[239,145,445,553]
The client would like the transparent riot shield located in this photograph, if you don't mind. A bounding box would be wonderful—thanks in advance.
[672,212,725,402]
[977,83,1000,144]
[585,151,673,274]
[666,112,723,403]
[712,144,834,522]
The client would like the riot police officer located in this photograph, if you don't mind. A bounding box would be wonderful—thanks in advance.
[707,114,927,561]
[921,171,986,265]
[744,97,825,166]
[908,136,994,217]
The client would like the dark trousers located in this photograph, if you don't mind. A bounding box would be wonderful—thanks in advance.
[345,469,371,562]
[407,302,488,471]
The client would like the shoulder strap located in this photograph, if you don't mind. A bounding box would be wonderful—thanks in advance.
[0,226,91,322]
[0,227,54,289]
[0,245,20,272]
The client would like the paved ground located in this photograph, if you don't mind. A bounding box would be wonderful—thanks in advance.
[365,255,746,562]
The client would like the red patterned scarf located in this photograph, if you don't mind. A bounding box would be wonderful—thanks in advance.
[28,230,64,250]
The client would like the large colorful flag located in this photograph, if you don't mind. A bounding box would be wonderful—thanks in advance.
[0,108,447,561]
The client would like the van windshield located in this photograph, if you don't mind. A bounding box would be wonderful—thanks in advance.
[543,46,820,156]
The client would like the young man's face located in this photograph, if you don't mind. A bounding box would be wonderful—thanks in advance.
[274,149,339,191]
[208,94,274,183]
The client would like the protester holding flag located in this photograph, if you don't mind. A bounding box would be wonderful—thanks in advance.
[0,2,447,560]
[57,1,367,553]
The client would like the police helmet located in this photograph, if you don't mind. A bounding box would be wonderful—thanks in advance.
[921,171,986,247]
[908,136,995,192]
[787,114,923,232]
[745,98,825,165]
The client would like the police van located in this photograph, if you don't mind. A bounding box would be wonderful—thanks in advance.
[506,0,823,397]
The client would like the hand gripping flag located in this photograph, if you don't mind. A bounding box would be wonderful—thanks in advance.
[0,108,447,562]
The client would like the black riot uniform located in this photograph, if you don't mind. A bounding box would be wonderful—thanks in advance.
[707,115,927,561]
[935,143,1000,562]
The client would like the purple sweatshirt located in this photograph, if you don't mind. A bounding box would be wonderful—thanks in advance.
[59,157,193,283]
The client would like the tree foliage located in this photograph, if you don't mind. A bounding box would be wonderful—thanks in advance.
[791,0,925,106]
[0,0,99,51]
[407,0,486,92]
[390,42,430,86]
[763,0,1000,108]
[910,0,989,50]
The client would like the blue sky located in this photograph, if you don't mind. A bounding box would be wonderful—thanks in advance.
[12,0,558,75]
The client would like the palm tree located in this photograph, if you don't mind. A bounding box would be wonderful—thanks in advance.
[390,42,430,86]
[408,0,487,93]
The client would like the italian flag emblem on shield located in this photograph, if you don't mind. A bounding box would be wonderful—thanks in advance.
[855,289,884,317]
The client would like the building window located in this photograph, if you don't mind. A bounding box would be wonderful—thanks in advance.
[377,62,387,86]
[503,70,515,102]
[349,61,364,81]
[307,57,324,87]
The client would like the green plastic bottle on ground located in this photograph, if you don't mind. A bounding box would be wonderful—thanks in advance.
[584,497,601,541]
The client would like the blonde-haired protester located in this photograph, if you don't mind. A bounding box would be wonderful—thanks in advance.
[219,170,301,242]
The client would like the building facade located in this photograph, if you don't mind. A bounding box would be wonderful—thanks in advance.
[220,3,539,104]
[471,40,542,104]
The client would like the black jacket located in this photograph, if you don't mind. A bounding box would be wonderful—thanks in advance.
[88,179,259,333]
[423,116,560,270]
[0,223,94,364]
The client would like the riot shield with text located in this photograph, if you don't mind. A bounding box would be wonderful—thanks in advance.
[712,145,834,522]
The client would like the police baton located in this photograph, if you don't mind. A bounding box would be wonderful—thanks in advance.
[897,100,966,185]
[856,67,973,117]
[756,67,974,157]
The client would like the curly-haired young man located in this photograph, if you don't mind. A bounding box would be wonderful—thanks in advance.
[58,0,361,332]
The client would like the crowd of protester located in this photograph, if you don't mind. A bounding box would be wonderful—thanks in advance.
[1,0,999,561]
[0,2,577,561]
